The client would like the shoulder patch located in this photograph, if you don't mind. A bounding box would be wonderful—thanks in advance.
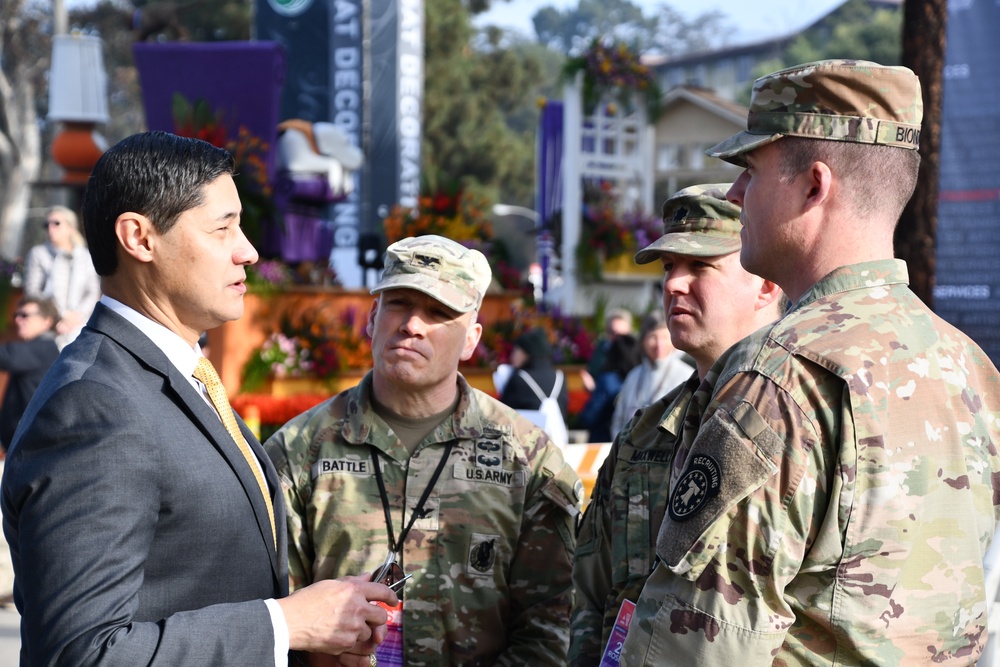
[468,532,499,575]
[668,454,721,521]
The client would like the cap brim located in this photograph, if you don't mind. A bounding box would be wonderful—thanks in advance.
[706,131,785,167]
[370,273,477,313]
[634,233,742,264]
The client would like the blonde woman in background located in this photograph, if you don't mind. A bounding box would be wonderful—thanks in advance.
[24,205,101,348]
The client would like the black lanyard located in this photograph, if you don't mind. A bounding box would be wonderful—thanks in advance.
[370,442,455,554]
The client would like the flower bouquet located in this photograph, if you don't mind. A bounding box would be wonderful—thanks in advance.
[562,37,662,119]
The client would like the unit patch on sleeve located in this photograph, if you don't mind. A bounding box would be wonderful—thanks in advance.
[668,454,721,521]
[467,532,500,576]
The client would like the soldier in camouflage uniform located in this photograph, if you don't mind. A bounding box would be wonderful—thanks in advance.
[620,59,1000,665]
[266,235,581,666]
[569,185,785,665]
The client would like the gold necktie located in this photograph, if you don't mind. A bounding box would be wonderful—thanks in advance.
[193,356,276,548]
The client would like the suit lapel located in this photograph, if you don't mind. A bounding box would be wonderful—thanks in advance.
[87,304,283,583]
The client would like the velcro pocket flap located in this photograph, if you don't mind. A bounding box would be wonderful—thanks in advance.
[655,400,782,578]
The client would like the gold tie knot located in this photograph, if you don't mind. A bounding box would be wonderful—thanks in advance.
[193,356,276,548]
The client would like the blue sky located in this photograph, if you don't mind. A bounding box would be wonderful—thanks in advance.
[475,0,847,44]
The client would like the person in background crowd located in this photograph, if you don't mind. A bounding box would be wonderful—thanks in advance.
[569,183,784,664]
[499,327,569,440]
[0,297,60,452]
[622,60,1000,665]
[23,205,101,348]
[3,131,394,666]
[609,309,693,439]
[266,234,581,666]
[580,308,633,392]
[579,334,640,442]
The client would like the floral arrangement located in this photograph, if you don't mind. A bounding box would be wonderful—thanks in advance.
[246,259,294,295]
[383,186,494,251]
[575,180,661,281]
[245,333,314,386]
[241,304,372,393]
[232,389,591,441]
[562,37,662,119]
[232,393,329,441]
[493,259,527,294]
[171,93,276,245]
[470,305,598,369]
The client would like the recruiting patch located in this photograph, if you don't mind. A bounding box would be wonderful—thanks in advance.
[668,454,721,521]
[468,533,500,576]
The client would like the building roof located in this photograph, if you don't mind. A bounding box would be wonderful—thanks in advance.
[660,85,747,125]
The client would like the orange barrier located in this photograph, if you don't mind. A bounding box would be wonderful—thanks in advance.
[562,442,612,506]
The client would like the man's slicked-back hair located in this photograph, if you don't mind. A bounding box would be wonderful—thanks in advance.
[82,131,235,276]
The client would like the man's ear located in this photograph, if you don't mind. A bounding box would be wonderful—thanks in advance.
[115,212,156,264]
[756,278,784,311]
[804,160,833,210]
[366,299,379,338]
[459,320,483,362]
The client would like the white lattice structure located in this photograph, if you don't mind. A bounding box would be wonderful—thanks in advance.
[560,72,656,314]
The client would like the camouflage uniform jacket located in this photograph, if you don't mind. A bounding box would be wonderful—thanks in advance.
[621,260,1000,665]
[265,372,581,666]
[569,373,697,665]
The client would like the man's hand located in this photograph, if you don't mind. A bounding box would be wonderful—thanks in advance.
[279,575,397,654]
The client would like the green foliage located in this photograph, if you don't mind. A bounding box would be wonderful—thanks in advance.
[131,0,250,41]
[533,0,653,55]
[424,0,552,208]
[531,0,733,57]
[743,0,902,103]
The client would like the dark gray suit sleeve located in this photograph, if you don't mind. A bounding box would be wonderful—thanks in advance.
[3,379,278,667]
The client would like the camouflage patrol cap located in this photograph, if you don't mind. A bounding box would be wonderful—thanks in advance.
[707,59,923,167]
[371,235,492,313]
[634,184,742,263]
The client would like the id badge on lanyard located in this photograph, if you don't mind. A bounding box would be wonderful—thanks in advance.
[370,444,454,666]
[374,600,404,666]
[600,599,636,666]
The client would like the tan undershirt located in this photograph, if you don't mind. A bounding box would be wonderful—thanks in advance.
[372,393,459,456]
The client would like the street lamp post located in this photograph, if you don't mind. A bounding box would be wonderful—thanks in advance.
[492,203,540,225]
[492,204,553,307]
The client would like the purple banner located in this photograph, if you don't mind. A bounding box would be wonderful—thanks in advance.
[132,42,286,180]
[536,100,563,229]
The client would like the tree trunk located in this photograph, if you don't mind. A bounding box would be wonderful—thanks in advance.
[0,0,46,262]
[896,0,947,307]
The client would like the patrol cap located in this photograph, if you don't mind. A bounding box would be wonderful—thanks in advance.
[707,59,923,167]
[371,235,492,313]
[634,184,742,264]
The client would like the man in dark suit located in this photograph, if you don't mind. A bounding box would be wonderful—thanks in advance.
[1,131,395,666]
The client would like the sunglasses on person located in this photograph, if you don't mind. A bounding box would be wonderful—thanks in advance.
[372,550,412,592]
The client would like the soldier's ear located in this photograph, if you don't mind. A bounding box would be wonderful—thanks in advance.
[366,300,378,337]
[459,320,482,362]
